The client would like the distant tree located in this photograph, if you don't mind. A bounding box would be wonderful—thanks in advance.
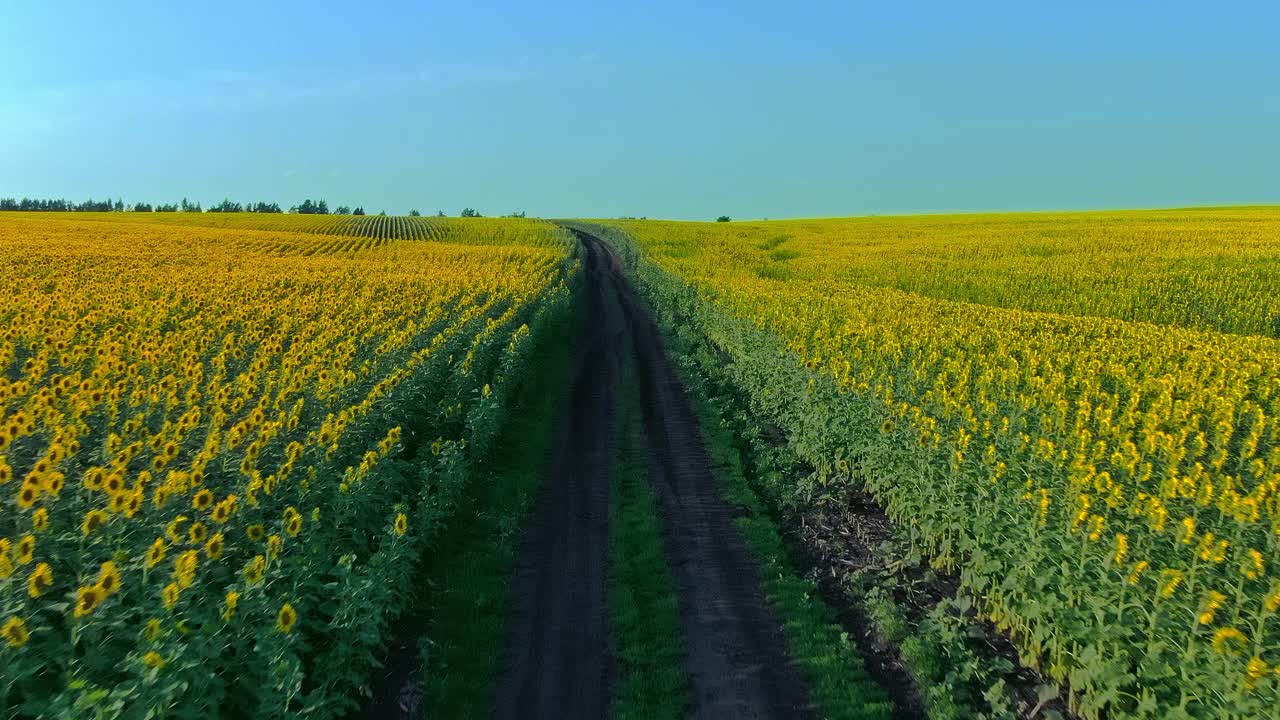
[408,209,421,217]
[208,199,244,213]
[0,198,18,210]
[716,215,731,222]
[378,210,386,216]
[460,208,481,218]
[352,207,365,216]
[334,205,351,215]
[156,203,179,212]
[293,199,330,215]
[504,210,526,218]
[250,202,282,213]
[133,202,153,212]
[436,210,446,217]
[114,198,124,212]
[73,198,110,211]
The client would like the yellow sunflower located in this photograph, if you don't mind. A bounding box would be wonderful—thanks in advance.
[223,590,239,621]
[2,616,29,648]
[74,585,104,618]
[27,562,53,598]
[192,489,213,511]
[276,603,297,634]
[15,535,35,565]
[204,532,225,561]
[145,537,167,569]
[81,509,107,536]
[96,560,122,596]
[161,582,181,611]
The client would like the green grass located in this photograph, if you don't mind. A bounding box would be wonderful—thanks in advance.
[607,359,691,720]
[415,299,576,718]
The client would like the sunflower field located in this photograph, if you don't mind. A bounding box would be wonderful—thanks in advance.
[595,207,1280,720]
[0,213,574,718]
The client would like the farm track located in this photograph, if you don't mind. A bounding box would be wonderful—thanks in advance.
[494,229,814,719]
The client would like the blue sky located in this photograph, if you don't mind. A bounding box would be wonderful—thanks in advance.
[2,1,1277,219]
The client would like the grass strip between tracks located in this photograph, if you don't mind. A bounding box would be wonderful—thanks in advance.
[607,357,691,719]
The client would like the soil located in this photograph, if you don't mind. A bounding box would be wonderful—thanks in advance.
[492,228,816,719]
[800,486,1079,720]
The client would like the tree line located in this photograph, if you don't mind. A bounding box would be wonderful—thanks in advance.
[0,197,526,218]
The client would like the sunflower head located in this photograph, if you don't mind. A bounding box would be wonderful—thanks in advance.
[145,537,167,569]
[166,515,189,544]
[192,489,213,511]
[32,508,49,532]
[1211,627,1249,657]
[74,585,104,618]
[142,651,166,669]
[16,535,35,564]
[276,603,297,634]
[161,582,181,611]
[243,555,266,585]
[27,563,53,598]
[17,484,38,509]
[2,616,29,648]
[283,507,302,537]
[223,590,240,621]
[144,618,162,642]
[204,533,224,561]
[174,551,198,589]
[124,493,142,518]
[97,561,122,596]
[393,513,408,537]
[188,522,208,545]
[246,524,265,542]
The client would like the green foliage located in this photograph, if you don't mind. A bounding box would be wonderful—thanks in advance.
[589,215,1280,719]
[608,360,690,720]
[644,297,894,720]
[415,284,577,718]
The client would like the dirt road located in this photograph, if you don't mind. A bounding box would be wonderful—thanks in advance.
[493,228,813,719]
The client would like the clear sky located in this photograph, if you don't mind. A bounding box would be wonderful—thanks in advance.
[2,1,1277,219]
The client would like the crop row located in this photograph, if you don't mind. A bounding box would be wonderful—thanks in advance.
[0,215,576,718]
[598,214,1280,720]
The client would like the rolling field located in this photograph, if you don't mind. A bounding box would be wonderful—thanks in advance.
[597,207,1280,719]
[5,206,1278,720]
[0,213,575,717]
